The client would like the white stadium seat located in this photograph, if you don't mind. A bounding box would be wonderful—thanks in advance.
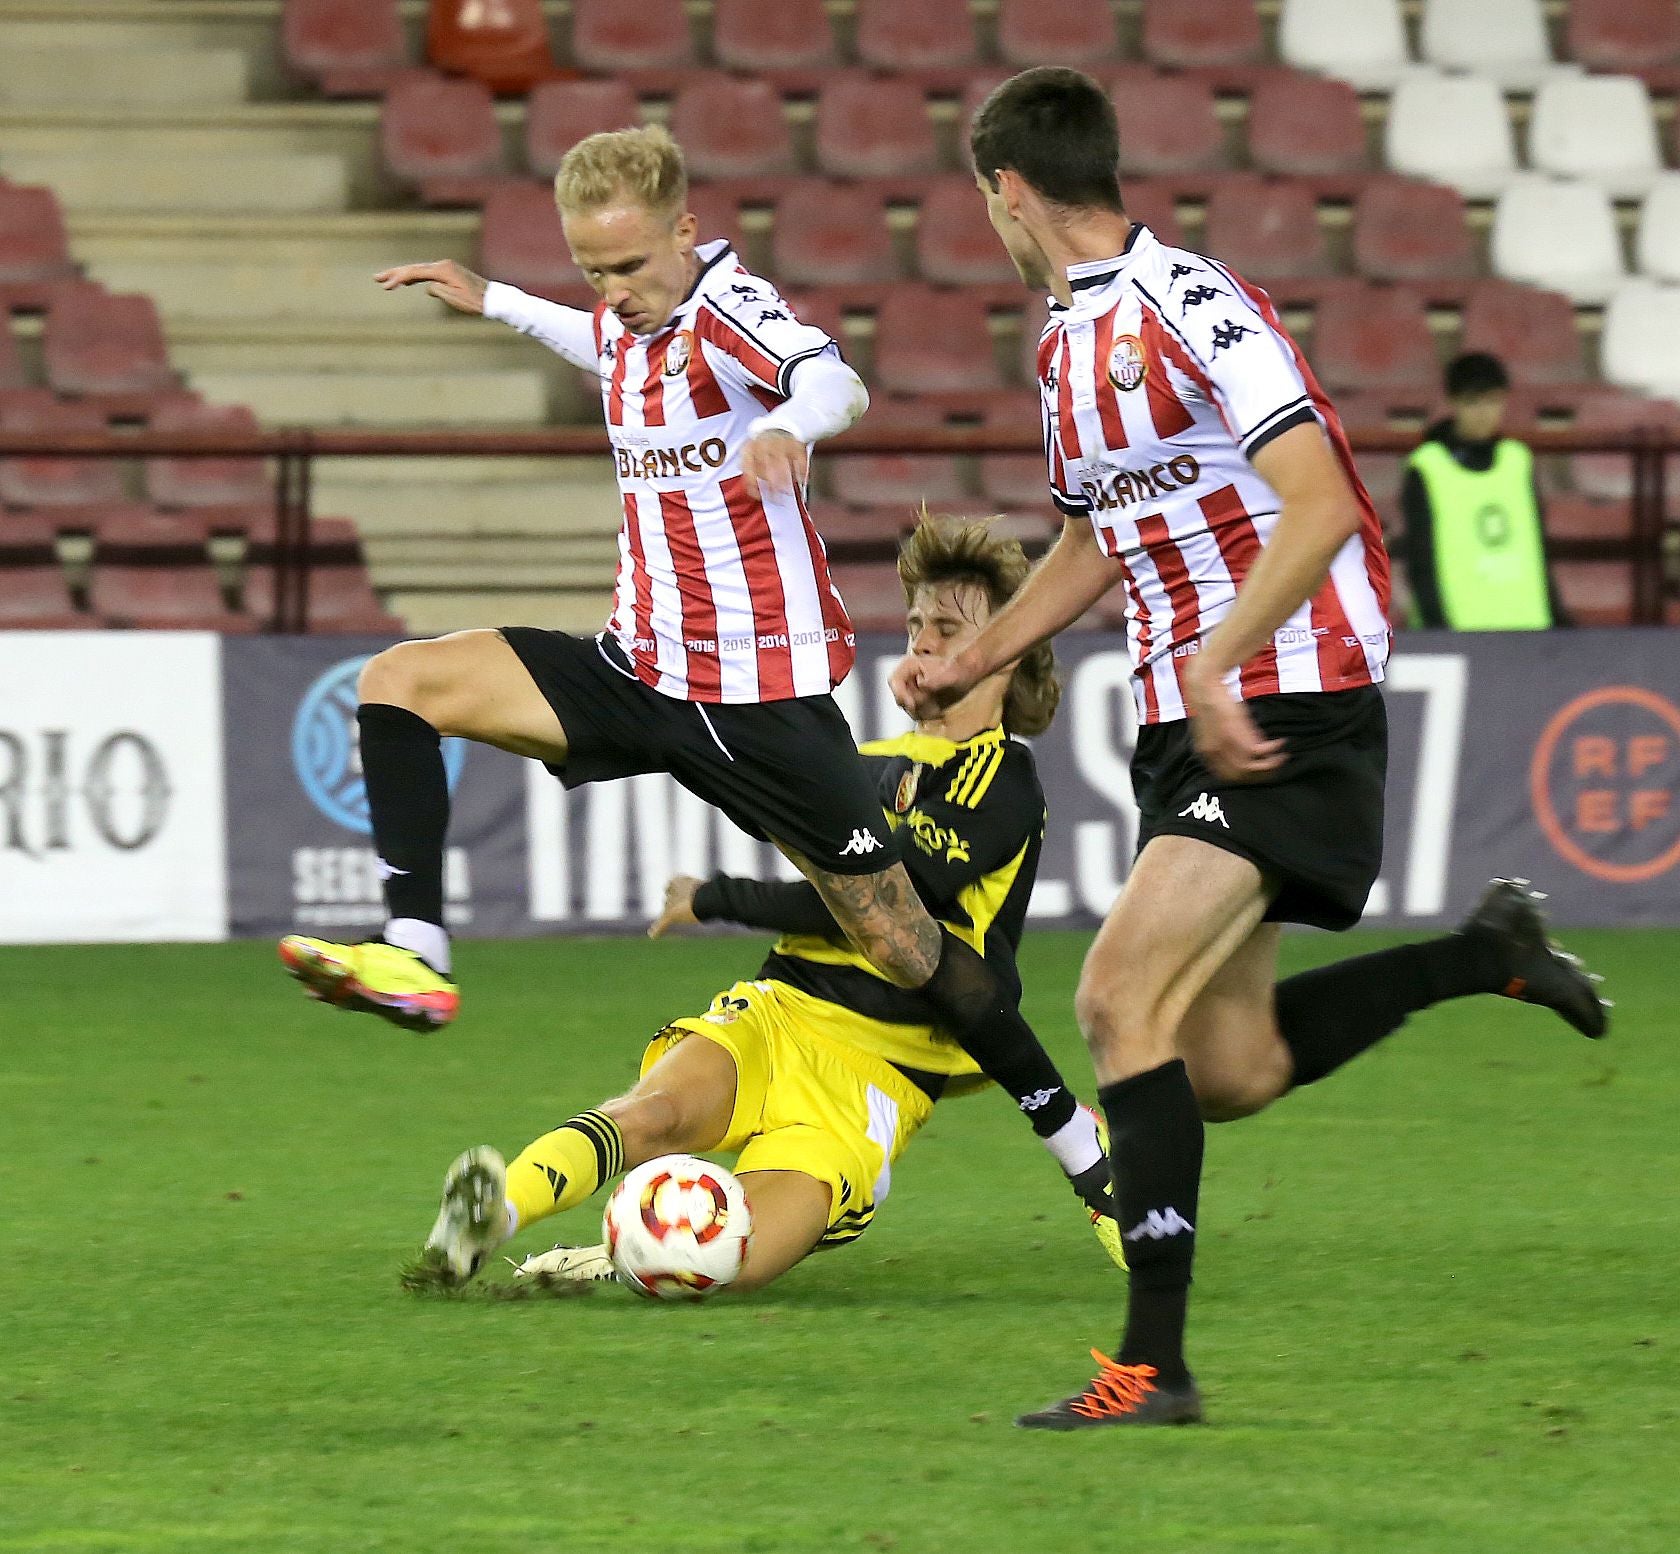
[1278,0,1410,92]
[1420,0,1554,90]
[1529,74,1663,199]
[1491,175,1626,305]
[1600,279,1680,399]
[1636,175,1680,285]
[1384,72,1517,199]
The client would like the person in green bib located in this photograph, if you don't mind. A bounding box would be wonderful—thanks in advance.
[1400,352,1571,630]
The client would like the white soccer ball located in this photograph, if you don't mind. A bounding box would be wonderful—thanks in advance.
[603,1155,753,1301]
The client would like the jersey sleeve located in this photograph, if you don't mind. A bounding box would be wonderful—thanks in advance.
[482,282,603,376]
[695,284,838,399]
[1036,320,1092,517]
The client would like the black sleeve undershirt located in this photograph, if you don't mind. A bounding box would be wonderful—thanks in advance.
[692,875,837,937]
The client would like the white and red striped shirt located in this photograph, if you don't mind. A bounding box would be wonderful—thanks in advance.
[1041,226,1392,725]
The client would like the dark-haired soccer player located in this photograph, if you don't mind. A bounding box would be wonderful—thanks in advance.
[412,517,1125,1289]
[893,68,1608,1428]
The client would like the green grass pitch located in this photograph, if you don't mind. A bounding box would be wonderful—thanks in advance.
[4,928,1678,1554]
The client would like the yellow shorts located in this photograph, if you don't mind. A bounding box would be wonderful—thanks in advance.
[641,980,935,1247]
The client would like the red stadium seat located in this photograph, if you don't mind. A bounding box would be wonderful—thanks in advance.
[1310,286,1438,393]
[1112,74,1227,176]
[1016,294,1052,386]
[478,182,585,302]
[0,394,124,507]
[1553,561,1634,626]
[243,564,405,632]
[1247,70,1369,176]
[380,72,502,194]
[86,505,211,558]
[88,563,239,629]
[0,512,58,562]
[687,185,748,256]
[771,185,898,287]
[855,0,980,71]
[1123,181,1187,248]
[916,177,1021,286]
[778,291,850,353]
[998,0,1120,68]
[669,75,794,180]
[873,289,1001,395]
[1460,280,1585,384]
[1565,0,1680,72]
[44,289,176,398]
[239,513,366,562]
[1353,178,1477,283]
[828,561,909,631]
[569,0,694,72]
[814,77,940,179]
[426,0,556,94]
[0,563,79,627]
[1569,388,1675,500]
[979,395,1051,509]
[1202,180,1331,280]
[829,401,963,509]
[526,80,640,180]
[0,182,73,284]
[713,0,837,70]
[282,0,406,93]
[1544,495,1634,541]
[1141,0,1262,67]
[806,503,911,555]
[144,400,272,510]
[0,323,23,390]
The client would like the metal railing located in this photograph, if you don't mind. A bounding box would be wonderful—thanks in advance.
[0,424,1672,628]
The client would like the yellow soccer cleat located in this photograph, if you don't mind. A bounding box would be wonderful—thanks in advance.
[1069,1104,1127,1273]
[278,936,459,1033]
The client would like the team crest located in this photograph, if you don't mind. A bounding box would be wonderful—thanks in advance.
[894,766,922,815]
[663,330,694,376]
[1107,334,1148,391]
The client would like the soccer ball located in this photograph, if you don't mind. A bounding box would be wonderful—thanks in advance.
[603,1155,753,1301]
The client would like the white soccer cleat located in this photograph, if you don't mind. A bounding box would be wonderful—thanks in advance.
[510,1243,618,1285]
[423,1145,510,1283]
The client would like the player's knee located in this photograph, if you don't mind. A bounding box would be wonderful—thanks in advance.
[1190,1045,1292,1122]
[358,640,433,714]
[1075,964,1169,1061]
[599,1089,684,1163]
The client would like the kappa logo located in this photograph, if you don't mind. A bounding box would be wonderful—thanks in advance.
[840,828,884,857]
[1168,262,1200,285]
[1180,284,1226,308]
[1017,1086,1063,1114]
[1123,1207,1195,1243]
[1177,792,1230,828]
[1210,320,1258,356]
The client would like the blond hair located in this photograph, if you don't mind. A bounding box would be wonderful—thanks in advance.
[553,124,687,222]
[897,511,1062,738]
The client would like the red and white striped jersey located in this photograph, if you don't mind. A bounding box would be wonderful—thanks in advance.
[1040,225,1392,725]
[594,241,854,703]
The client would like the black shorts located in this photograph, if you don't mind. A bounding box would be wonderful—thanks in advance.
[500,628,902,876]
[1131,686,1388,931]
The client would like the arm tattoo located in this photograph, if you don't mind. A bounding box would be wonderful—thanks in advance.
[805,862,943,989]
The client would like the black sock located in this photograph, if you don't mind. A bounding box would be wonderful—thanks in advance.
[1277,931,1508,1089]
[356,702,449,928]
[921,929,1078,1138]
[1101,1058,1202,1384]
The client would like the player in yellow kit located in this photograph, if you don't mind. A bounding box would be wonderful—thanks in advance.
[408,516,1124,1293]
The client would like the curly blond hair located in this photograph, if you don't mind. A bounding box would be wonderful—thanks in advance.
[554,124,687,222]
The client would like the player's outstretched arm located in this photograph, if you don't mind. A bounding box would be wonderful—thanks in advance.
[648,873,836,939]
[375,259,488,313]
[741,353,869,500]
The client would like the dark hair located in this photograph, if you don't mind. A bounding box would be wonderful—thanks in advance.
[970,66,1124,213]
[898,511,1062,738]
[1444,351,1509,398]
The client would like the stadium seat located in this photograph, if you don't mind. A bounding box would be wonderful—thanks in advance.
[1352,178,1476,283]
[282,0,407,94]
[778,291,850,353]
[1553,562,1634,626]
[770,185,898,287]
[243,564,406,632]
[89,563,240,629]
[427,0,555,94]
[526,80,641,180]
[872,289,1001,395]
[978,396,1050,510]
[1309,286,1438,393]
[1528,74,1664,199]
[830,400,965,509]
[0,564,79,627]
[687,185,748,256]
[1201,180,1331,280]
[807,502,911,555]
[44,289,176,398]
[713,0,837,70]
[1419,0,1553,90]
[1569,388,1675,500]
[1459,280,1585,384]
[1141,0,1262,68]
[917,177,1022,286]
[0,182,73,284]
[1384,72,1517,199]
[827,561,909,631]
[570,0,693,71]
[0,512,58,563]
[1121,182,1187,249]
[380,72,502,194]
[998,0,1120,69]
[478,182,582,301]
[1601,279,1680,399]
[239,513,365,562]
[855,0,980,71]
[669,76,794,180]
[0,394,125,507]
[86,506,212,559]
[0,323,23,391]
[1112,74,1226,176]
[814,77,940,179]
[1491,176,1625,306]
[1637,176,1680,285]
[1277,0,1411,91]
[1566,0,1680,73]
[1247,71,1369,177]
[1544,494,1634,542]
[144,400,271,509]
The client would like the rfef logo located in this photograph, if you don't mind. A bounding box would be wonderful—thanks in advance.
[1529,686,1680,884]
[291,656,467,834]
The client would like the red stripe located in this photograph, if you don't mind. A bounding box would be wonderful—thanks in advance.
[695,307,781,394]
[1144,302,1230,440]
[591,302,607,359]
[1054,333,1082,459]
[620,495,657,680]
[1090,307,1129,449]
[1117,557,1159,725]
[1135,513,1202,703]
[1201,484,1280,700]
[794,484,854,689]
[640,334,671,427]
[1137,306,1195,438]
[684,333,732,419]
[606,336,632,426]
[721,475,796,701]
[657,490,722,700]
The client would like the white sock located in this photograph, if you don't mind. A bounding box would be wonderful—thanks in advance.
[383,917,452,975]
[1044,1106,1103,1178]
[503,1200,520,1239]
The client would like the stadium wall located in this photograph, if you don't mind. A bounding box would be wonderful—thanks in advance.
[3,629,1677,944]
